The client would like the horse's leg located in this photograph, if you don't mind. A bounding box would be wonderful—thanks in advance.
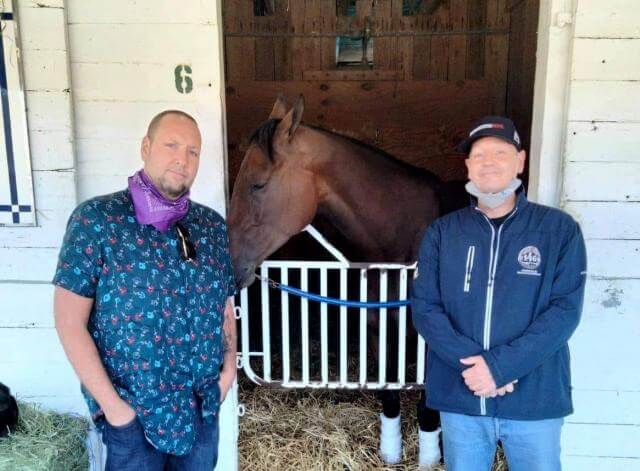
[370,273,402,464]
[417,387,442,467]
[379,389,402,463]
[404,269,442,467]
[379,347,402,464]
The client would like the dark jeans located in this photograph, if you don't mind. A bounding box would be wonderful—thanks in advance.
[103,414,219,471]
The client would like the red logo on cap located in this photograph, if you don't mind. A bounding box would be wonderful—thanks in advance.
[491,123,505,129]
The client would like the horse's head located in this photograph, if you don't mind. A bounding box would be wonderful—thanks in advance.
[228,95,319,288]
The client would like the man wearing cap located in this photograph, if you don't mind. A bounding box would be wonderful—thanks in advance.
[53,110,237,470]
[412,116,587,470]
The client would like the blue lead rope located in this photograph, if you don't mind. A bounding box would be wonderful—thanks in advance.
[258,275,412,309]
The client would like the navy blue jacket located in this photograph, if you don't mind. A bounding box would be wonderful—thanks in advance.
[412,191,586,420]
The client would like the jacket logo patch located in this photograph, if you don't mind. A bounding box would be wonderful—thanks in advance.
[517,246,541,276]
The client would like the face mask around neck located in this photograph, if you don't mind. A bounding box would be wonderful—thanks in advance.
[465,178,522,209]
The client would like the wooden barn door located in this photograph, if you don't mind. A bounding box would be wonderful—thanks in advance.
[223,0,538,189]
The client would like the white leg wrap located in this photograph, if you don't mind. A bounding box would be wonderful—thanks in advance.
[379,413,402,464]
[418,427,441,469]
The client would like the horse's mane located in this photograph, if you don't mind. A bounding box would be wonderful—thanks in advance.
[249,119,281,162]
[248,119,440,184]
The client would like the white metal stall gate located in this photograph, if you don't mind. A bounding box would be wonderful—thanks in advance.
[235,226,426,391]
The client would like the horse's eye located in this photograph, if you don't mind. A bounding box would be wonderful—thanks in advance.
[251,183,266,192]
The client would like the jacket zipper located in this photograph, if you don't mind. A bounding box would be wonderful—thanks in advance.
[463,245,476,292]
[477,208,518,415]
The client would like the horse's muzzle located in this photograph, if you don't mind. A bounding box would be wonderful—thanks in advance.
[233,263,256,290]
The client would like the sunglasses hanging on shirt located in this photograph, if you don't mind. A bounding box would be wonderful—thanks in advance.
[175,223,196,262]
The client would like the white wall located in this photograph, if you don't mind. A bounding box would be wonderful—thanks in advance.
[66,0,228,213]
[0,0,81,413]
[559,1,640,469]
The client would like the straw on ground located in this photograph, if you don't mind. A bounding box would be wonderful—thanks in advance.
[239,381,508,471]
[0,402,89,471]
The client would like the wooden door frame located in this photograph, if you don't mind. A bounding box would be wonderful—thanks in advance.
[528,0,576,207]
[213,5,240,470]
[216,0,232,212]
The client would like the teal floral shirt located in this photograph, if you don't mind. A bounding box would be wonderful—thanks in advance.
[53,190,236,455]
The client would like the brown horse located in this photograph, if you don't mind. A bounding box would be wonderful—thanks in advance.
[228,95,458,466]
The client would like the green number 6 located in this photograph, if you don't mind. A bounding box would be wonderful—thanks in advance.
[174,65,193,94]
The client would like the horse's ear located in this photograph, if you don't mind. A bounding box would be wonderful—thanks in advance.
[279,95,304,142]
[268,93,288,120]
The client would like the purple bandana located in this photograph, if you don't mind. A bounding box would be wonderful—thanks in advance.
[128,169,189,233]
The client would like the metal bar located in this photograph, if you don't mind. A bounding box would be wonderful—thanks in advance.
[340,268,348,385]
[240,289,250,367]
[261,260,414,270]
[281,268,290,385]
[262,260,348,269]
[260,266,271,382]
[239,288,263,385]
[359,269,368,386]
[271,380,423,390]
[301,268,310,385]
[304,225,350,263]
[417,335,426,384]
[225,28,510,38]
[244,260,425,390]
[378,270,388,385]
[398,268,408,385]
[320,268,329,385]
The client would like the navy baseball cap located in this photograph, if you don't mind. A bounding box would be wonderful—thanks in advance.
[456,115,522,154]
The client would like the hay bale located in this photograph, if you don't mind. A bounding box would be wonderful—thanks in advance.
[239,380,509,470]
[0,402,89,471]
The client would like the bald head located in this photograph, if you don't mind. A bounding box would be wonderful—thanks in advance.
[146,110,198,142]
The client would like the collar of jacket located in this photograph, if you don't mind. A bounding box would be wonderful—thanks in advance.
[467,187,530,235]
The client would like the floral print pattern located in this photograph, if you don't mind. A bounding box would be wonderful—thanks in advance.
[53,190,236,455]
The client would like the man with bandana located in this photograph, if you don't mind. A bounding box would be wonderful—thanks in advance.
[53,110,236,470]
[412,116,587,471]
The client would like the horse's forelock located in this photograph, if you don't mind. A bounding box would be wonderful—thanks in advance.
[249,119,281,162]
